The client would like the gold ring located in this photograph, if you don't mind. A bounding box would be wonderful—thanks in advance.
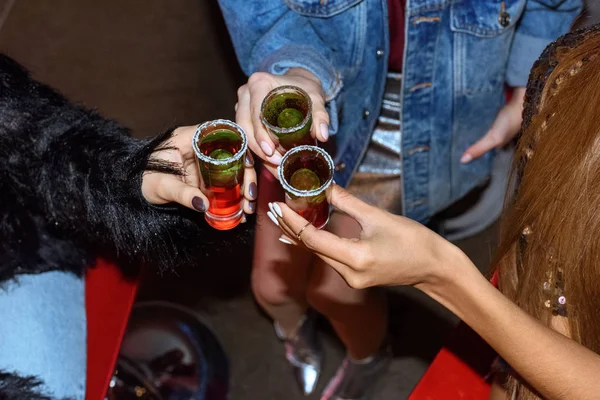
[296,222,312,241]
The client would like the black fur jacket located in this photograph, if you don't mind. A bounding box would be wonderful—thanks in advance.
[0,54,244,398]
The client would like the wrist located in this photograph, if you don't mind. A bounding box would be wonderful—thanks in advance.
[285,68,322,86]
[416,241,482,313]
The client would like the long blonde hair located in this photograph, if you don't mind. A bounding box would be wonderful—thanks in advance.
[495,25,600,399]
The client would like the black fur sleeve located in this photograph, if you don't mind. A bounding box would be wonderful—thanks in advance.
[0,54,245,282]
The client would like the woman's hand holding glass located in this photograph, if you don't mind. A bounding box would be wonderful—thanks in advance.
[141,125,258,222]
[235,68,330,177]
[268,184,470,291]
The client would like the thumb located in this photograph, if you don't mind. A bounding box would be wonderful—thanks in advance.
[329,185,372,223]
[157,175,209,212]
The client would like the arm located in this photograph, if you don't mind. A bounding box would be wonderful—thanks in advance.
[507,0,582,87]
[269,185,600,399]
[0,54,252,278]
[462,0,582,162]
[217,0,338,173]
[422,251,600,400]
[216,0,342,101]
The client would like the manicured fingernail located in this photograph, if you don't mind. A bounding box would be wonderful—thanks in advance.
[279,237,292,245]
[267,153,282,165]
[268,202,274,214]
[460,154,472,164]
[260,141,274,156]
[249,182,257,200]
[267,211,279,226]
[241,214,247,223]
[245,152,254,167]
[320,123,329,141]
[272,203,283,218]
[248,201,256,213]
[192,196,206,212]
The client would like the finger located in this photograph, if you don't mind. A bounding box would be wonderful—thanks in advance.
[327,185,372,225]
[274,217,357,280]
[236,85,263,159]
[247,73,279,161]
[310,95,330,142]
[243,161,258,202]
[155,174,208,212]
[242,155,258,215]
[271,205,351,270]
[461,104,522,163]
[244,200,256,215]
[278,234,296,246]
[277,231,352,275]
[271,206,359,278]
[460,132,501,163]
[168,125,199,159]
[270,201,358,266]
[264,163,280,180]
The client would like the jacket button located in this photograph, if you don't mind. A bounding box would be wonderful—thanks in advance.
[499,11,510,27]
[376,49,384,58]
[362,109,370,119]
[335,162,346,172]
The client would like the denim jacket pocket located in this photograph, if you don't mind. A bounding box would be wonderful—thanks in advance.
[450,0,526,37]
[285,0,365,17]
[450,0,526,94]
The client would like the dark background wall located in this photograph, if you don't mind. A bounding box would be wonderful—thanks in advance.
[0,0,244,137]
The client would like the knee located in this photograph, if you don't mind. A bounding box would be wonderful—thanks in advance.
[306,279,367,317]
[251,267,298,307]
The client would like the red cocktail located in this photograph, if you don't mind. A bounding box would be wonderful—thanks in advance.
[278,145,334,229]
[193,120,248,230]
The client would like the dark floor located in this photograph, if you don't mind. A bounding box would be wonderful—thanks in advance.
[0,1,500,398]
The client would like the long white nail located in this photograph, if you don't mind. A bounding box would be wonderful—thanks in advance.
[460,154,472,164]
[268,202,276,215]
[267,153,282,165]
[320,123,329,141]
[279,237,292,245]
[267,211,279,226]
[272,203,283,218]
[260,141,274,156]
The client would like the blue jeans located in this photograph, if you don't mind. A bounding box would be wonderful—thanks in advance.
[0,271,86,399]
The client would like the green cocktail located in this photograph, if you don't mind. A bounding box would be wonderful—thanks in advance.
[260,85,315,151]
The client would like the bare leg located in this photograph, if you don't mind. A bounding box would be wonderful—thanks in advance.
[251,167,313,335]
[307,211,387,359]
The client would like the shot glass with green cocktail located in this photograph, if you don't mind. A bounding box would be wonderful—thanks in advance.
[260,85,316,150]
[192,119,248,230]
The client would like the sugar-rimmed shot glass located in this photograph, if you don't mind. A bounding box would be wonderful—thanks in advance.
[192,119,248,230]
[278,145,334,229]
[260,85,316,151]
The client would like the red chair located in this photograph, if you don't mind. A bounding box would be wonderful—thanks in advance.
[85,260,139,400]
[408,273,499,399]
[407,323,495,399]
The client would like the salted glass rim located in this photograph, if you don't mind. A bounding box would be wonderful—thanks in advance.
[278,145,334,198]
[260,85,313,135]
[192,119,248,165]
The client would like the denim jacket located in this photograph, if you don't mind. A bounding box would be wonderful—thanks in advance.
[218,0,581,223]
